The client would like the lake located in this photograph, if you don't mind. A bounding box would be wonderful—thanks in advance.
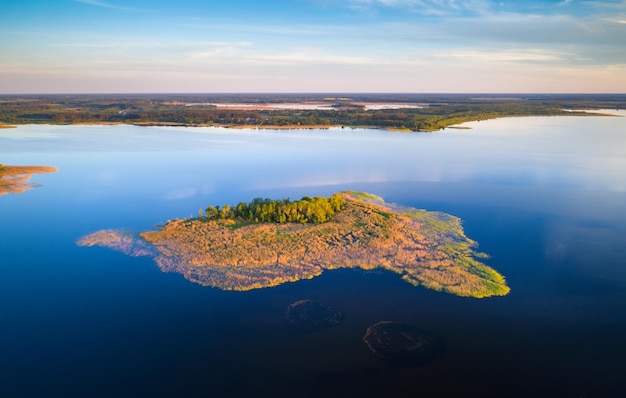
[1,113,625,397]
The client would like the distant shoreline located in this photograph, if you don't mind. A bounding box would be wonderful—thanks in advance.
[2,110,617,132]
[2,93,622,132]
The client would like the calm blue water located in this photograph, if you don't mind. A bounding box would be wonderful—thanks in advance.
[1,113,625,397]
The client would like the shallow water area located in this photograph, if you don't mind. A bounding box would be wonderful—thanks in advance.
[1,113,625,397]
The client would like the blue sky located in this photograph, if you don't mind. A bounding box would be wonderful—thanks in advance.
[1,0,625,93]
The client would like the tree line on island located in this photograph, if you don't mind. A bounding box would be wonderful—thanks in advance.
[202,194,347,224]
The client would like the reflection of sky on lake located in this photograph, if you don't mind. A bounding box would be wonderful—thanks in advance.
[2,112,625,200]
[3,114,625,239]
[2,114,626,397]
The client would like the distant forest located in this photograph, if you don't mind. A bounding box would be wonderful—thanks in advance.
[1,93,625,132]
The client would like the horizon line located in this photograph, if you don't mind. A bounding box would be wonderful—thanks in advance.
[1,92,626,96]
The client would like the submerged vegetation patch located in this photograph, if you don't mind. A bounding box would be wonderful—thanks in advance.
[363,321,445,366]
[77,191,510,298]
[286,300,345,331]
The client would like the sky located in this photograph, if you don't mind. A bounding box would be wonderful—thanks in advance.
[0,0,625,93]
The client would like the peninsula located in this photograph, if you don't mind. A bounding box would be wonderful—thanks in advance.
[1,93,623,132]
[78,192,509,298]
[0,164,58,195]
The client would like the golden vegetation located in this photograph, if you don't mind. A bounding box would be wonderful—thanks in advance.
[77,191,510,298]
[0,165,58,196]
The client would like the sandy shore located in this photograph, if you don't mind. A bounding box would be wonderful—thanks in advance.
[223,124,340,130]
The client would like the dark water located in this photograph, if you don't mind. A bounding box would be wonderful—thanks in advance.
[1,114,625,397]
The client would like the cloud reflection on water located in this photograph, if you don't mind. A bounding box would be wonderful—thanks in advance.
[1,113,625,200]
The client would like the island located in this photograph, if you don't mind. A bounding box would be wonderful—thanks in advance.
[0,164,58,195]
[77,191,510,298]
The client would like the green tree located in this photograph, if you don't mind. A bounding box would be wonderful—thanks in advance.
[220,204,232,219]
[204,193,347,225]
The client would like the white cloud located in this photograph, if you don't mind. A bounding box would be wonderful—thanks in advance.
[185,42,252,60]
[242,52,379,66]
[3,0,625,93]
[343,0,492,14]
[74,0,135,11]
[53,43,129,49]
[165,187,198,201]
[432,48,569,63]
[603,17,626,23]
